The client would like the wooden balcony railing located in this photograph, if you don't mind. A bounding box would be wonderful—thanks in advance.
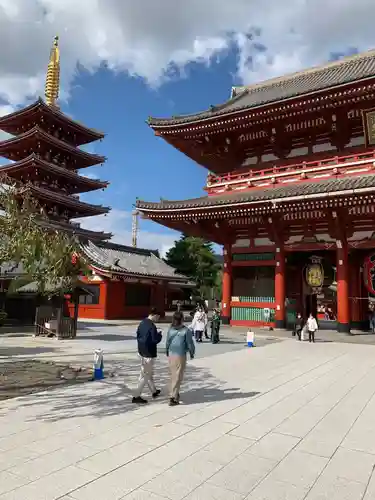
[206,149,375,193]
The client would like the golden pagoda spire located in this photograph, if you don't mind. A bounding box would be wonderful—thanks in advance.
[45,35,60,107]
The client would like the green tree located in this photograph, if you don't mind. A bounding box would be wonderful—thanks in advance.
[0,179,86,295]
[165,235,221,298]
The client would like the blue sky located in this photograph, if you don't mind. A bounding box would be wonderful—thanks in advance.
[71,52,240,254]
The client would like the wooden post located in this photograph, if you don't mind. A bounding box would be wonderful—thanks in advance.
[72,288,79,337]
[56,296,63,338]
[336,241,350,333]
[275,246,286,328]
[221,244,232,324]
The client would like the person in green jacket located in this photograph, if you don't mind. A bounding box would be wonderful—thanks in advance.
[211,308,221,344]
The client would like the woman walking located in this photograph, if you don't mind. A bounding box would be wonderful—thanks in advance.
[166,311,195,406]
[307,313,318,343]
[191,306,207,342]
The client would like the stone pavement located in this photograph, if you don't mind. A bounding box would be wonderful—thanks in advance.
[0,324,278,367]
[1,337,375,499]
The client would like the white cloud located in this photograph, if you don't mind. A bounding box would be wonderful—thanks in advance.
[81,172,100,180]
[0,104,14,141]
[0,0,374,107]
[77,209,179,257]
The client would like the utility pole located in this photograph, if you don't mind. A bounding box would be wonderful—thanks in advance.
[132,210,139,247]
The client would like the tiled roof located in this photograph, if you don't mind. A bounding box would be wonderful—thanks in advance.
[26,185,110,217]
[148,49,375,127]
[0,154,108,193]
[80,240,190,281]
[0,241,191,284]
[137,173,375,211]
[40,219,111,241]
[0,98,104,146]
[15,280,93,294]
[0,126,106,167]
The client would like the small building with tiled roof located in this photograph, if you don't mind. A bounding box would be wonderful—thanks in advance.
[0,240,195,323]
[67,241,195,321]
[139,49,375,333]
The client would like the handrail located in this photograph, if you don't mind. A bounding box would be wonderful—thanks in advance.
[207,149,375,187]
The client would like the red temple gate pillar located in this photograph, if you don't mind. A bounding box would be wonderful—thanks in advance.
[336,241,350,333]
[275,246,286,328]
[221,244,232,324]
[359,264,369,330]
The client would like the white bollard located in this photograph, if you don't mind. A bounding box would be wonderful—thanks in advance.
[246,330,255,347]
[93,349,104,380]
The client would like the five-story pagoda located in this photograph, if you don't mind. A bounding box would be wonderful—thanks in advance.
[0,36,193,324]
[0,36,110,240]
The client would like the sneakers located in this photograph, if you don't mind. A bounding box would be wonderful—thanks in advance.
[169,398,179,406]
[132,396,148,404]
[132,389,161,404]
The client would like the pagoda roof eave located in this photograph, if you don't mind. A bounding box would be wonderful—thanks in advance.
[35,218,112,241]
[147,48,375,129]
[25,184,110,217]
[0,98,105,145]
[0,126,106,167]
[136,173,375,213]
[0,154,109,192]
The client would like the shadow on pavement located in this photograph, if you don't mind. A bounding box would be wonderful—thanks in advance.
[77,322,129,329]
[77,334,134,342]
[0,346,58,357]
[16,357,260,423]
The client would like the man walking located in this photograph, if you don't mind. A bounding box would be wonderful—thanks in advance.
[132,308,162,404]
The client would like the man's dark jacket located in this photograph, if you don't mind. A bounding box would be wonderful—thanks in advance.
[136,318,162,358]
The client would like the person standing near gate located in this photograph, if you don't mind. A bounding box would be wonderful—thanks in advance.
[191,306,207,342]
[211,308,221,344]
[132,308,162,404]
[294,313,304,341]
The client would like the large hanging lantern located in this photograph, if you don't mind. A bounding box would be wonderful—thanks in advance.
[305,255,324,293]
[363,253,375,294]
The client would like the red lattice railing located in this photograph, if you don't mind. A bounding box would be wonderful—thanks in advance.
[206,149,375,189]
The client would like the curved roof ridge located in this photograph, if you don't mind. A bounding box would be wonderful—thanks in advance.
[233,48,375,94]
